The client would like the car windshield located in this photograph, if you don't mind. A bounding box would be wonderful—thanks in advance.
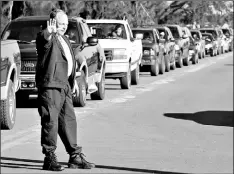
[202,34,213,43]
[167,26,180,39]
[1,20,79,44]
[1,20,46,42]
[87,23,127,39]
[200,30,217,39]
[191,31,201,39]
[132,30,155,43]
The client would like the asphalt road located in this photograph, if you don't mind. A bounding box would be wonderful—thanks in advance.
[1,52,233,173]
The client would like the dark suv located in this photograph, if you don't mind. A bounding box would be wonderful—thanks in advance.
[1,16,106,107]
[132,28,165,76]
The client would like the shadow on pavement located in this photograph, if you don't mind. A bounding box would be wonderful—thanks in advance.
[164,110,233,127]
[0,157,191,174]
[16,98,38,108]
[224,64,233,66]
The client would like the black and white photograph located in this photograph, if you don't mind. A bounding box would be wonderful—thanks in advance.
[0,0,233,173]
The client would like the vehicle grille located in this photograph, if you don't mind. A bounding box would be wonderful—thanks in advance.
[104,50,113,61]
[21,60,37,73]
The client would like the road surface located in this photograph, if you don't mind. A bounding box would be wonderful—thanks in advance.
[1,52,233,173]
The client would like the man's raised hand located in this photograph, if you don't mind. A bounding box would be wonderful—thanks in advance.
[47,18,57,34]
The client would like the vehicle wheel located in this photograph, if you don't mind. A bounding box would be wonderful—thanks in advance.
[120,63,131,89]
[1,80,16,130]
[131,63,140,85]
[73,70,87,107]
[171,58,176,70]
[176,51,183,68]
[198,52,202,59]
[159,55,165,74]
[210,49,214,57]
[183,54,189,66]
[150,58,159,76]
[192,53,198,64]
[90,68,105,100]
[165,54,170,72]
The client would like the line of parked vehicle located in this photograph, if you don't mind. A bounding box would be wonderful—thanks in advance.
[1,15,233,130]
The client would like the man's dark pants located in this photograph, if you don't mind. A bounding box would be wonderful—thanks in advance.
[37,83,82,155]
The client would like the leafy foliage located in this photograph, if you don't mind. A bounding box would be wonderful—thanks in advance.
[1,1,233,34]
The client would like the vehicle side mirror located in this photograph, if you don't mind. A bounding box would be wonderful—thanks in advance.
[159,38,166,44]
[86,36,98,46]
[130,37,135,42]
[170,38,175,42]
[182,34,188,39]
[135,33,143,40]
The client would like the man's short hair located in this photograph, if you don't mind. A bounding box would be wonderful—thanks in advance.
[50,8,66,19]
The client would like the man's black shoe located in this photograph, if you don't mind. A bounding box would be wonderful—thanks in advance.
[68,153,95,169]
[43,153,65,171]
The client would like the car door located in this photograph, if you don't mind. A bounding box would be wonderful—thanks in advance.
[126,24,138,64]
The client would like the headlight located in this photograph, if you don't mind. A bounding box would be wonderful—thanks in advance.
[143,49,154,55]
[174,45,180,51]
[113,49,127,59]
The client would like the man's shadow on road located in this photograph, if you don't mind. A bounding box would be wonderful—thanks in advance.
[0,156,190,174]
[164,110,233,127]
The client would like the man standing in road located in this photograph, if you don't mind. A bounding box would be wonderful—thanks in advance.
[36,8,95,171]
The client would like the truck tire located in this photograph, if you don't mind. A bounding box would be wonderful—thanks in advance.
[90,68,105,100]
[176,51,183,68]
[192,53,198,64]
[73,70,87,107]
[183,54,190,66]
[165,54,170,72]
[150,58,159,76]
[120,63,131,89]
[210,49,214,57]
[1,80,16,130]
[131,64,139,85]
[159,55,165,74]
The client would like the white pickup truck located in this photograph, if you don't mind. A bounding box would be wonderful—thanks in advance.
[86,19,142,89]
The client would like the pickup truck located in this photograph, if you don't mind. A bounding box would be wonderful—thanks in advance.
[1,40,21,130]
[132,28,165,76]
[86,19,142,89]
[166,24,190,68]
[1,16,106,107]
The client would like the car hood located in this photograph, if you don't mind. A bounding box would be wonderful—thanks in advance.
[98,39,130,49]
[18,43,37,60]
